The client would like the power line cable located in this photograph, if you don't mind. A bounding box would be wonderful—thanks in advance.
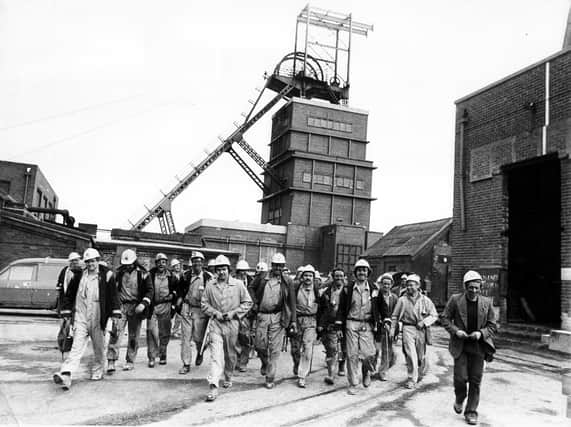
[7,100,175,160]
[0,93,145,131]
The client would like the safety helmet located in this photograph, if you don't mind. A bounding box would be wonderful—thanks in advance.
[256,261,268,272]
[236,260,250,271]
[400,273,408,281]
[170,258,181,267]
[155,253,168,262]
[67,252,81,262]
[120,249,137,265]
[377,272,394,284]
[207,259,216,268]
[406,274,421,285]
[314,271,321,280]
[99,261,108,267]
[214,254,231,267]
[190,251,205,261]
[271,253,286,265]
[301,264,316,275]
[83,248,101,261]
[353,258,371,272]
[463,270,482,284]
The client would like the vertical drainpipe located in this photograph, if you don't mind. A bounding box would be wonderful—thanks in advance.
[459,109,468,231]
[542,61,550,155]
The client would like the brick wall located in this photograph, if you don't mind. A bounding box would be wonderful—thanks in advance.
[452,49,571,328]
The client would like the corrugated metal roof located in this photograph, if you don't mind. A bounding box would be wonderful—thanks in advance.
[364,218,452,258]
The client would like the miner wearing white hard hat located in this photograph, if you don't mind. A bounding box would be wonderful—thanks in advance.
[206,258,216,275]
[55,251,83,314]
[201,255,252,401]
[106,249,153,372]
[440,270,497,426]
[318,267,347,384]
[53,248,121,389]
[146,253,178,368]
[374,272,399,381]
[235,260,256,372]
[251,252,296,389]
[290,264,320,388]
[390,273,438,390]
[175,251,213,374]
[334,258,378,395]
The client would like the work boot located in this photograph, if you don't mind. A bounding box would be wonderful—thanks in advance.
[324,362,335,385]
[195,353,203,366]
[53,372,72,389]
[90,372,103,381]
[223,380,233,389]
[297,378,306,388]
[378,371,387,381]
[123,362,134,371]
[206,385,218,402]
[159,357,167,365]
[107,360,116,374]
[148,359,155,368]
[178,365,190,375]
[338,361,346,376]
[363,371,371,388]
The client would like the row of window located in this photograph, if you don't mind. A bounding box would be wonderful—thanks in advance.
[302,173,365,190]
[267,208,282,224]
[307,116,353,133]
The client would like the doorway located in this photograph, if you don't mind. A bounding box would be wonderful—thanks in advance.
[506,154,560,325]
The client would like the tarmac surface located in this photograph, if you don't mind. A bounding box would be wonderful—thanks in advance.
[0,311,570,426]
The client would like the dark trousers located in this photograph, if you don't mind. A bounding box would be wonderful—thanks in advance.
[454,351,485,415]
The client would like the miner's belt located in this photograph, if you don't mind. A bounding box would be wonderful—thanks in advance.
[347,317,371,322]
[121,300,138,304]
[155,299,171,304]
[401,322,417,326]
[297,313,317,317]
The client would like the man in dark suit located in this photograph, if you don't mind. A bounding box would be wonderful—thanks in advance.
[440,270,497,426]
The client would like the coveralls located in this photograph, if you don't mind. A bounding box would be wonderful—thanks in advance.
[60,271,105,379]
[290,283,318,380]
[181,271,209,366]
[201,276,252,386]
[391,292,438,383]
[147,271,172,362]
[319,283,345,378]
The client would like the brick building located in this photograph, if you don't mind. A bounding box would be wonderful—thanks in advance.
[365,218,452,307]
[451,48,571,330]
[0,160,59,213]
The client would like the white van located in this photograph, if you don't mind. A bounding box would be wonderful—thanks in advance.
[0,258,68,310]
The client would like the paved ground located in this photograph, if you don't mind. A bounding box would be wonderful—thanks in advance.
[0,312,569,426]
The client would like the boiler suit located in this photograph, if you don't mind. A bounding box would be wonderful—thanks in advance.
[201,277,252,386]
[290,284,318,380]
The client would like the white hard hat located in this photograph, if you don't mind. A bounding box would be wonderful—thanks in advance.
[377,272,394,284]
[207,259,216,267]
[121,249,137,265]
[170,258,181,267]
[256,261,268,272]
[406,274,421,285]
[67,252,81,262]
[463,270,483,284]
[301,264,316,275]
[315,271,321,280]
[354,258,371,272]
[214,254,231,267]
[191,251,205,261]
[83,248,100,261]
[236,260,250,271]
[99,261,108,267]
[155,253,168,262]
[271,253,286,264]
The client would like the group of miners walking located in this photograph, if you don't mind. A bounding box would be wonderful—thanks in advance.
[53,247,496,426]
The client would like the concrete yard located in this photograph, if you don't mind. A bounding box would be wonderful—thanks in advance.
[0,312,569,426]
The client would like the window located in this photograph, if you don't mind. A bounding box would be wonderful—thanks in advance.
[9,265,35,281]
[336,245,362,276]
[335,176,354,189]
[356,180,365,190]
[302,172,311,183]
[36,189,43,207]
[308,116,353,133]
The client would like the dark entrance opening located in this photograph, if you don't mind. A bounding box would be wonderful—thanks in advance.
[506,154,560,325]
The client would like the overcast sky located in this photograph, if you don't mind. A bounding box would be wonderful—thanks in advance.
[1,0,569,234]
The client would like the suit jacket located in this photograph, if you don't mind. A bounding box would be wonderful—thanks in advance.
[440,293,497,360]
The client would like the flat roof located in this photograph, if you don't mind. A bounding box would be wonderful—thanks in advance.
[272,96,369,119]
[455,48,571,104]
[185,218,287,235]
